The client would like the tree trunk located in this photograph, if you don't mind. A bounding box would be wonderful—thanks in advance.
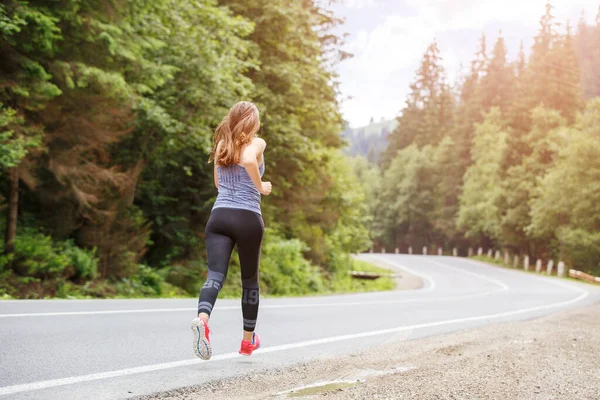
[4,167,19,255]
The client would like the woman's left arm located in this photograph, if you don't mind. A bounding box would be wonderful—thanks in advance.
[213,141,222,189]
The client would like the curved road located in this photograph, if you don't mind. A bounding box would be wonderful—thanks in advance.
[1,254,598,399]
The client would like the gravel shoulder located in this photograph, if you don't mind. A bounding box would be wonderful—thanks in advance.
[142,302,600,400]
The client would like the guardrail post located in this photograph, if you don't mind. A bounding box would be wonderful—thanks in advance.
[423,246,427,255]
[477,247,483,256]
[487,249,492,258]
[408,246,413,255]
[523,255,529,271]
[395,247,399,254]
[535,259,542,273]
[557,261,566,277]
[495,250,500,261]
[452,248,458,257]
[438,247,443,256]
[513,255,519,268]
[546,260,554,275]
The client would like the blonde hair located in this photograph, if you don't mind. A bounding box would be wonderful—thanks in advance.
[210,101,260,166]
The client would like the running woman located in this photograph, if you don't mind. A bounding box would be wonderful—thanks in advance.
[191,101,272,360]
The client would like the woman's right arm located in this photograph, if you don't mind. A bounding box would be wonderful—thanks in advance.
[241,138,271,195]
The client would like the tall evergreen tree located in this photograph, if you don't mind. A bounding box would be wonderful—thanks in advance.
[575,8,600,99]
[516,41,526,77]
[383,41,454,166]
[479,33,515,113]
[450,35,487,173]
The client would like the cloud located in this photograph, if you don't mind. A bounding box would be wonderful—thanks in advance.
[336,0,598,127]
[342,0,376,9]
[405,0,595,31]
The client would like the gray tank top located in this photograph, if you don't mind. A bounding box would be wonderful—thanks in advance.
[212,158,265,215]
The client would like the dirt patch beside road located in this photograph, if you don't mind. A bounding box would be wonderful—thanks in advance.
[352,254,424,290]
[143,303,600,400]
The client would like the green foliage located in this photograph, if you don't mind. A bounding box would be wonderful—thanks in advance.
[330,259,395,293]
[0,228,68,279]
[528,100,600,274]
[383,41,454,165]
[258,230,325,296]
[0,104,40,168]
[376,5,600,275]
[63,241,98,281]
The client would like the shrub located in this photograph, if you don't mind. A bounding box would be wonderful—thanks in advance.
[0,228,70,279]
[259,229,325,295]
[63,240,99,280]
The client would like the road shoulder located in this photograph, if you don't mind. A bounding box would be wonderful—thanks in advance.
[142,302,600,400]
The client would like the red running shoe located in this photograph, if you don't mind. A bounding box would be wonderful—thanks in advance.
[239,332,261,356]
[191,318,212,360]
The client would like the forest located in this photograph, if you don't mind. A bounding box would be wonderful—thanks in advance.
[2,1,599,299]
[373,4,600,276]
[0,0,373,298]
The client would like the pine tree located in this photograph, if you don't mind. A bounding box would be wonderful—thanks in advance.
[383,41,454,166]
[479,32,515,114]
[575,7,600,99]
[450,34,487,170]
[516,41,526,77]
[549,23,583,122]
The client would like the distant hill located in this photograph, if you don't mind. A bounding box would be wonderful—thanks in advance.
[341,119,397,164]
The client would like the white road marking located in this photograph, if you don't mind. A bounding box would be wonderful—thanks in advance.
[0,283,588,396]
[422,257,510,291]
[371,255,437,290]
[0,291,498,318]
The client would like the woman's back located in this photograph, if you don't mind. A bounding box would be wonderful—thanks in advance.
[212,158,265,215]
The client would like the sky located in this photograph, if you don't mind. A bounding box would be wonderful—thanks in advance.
[332,0,599,128]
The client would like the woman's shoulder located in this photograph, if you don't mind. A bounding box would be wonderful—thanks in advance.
[251,137,266,149]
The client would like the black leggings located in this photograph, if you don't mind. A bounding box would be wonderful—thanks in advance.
[198,207,264,331]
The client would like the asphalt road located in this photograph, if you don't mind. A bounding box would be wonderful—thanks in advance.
[1,254,598,399]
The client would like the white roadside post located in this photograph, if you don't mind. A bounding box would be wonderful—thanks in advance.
[438,247,443,256]
[408,246,413,255]
[513,255,519,268]
[487,249,493,258]
[535,259,542,273]
[452,248,458,257]
[546,260,554,275]
[477,247,483,256]
[523,255,529,271]
[557,261,566,278]
[468,248,473,257]
[495,250,501,261]
[395,247,399,254]
[381,247,386,254]
[504,251,509,265]
[423,246,427,255]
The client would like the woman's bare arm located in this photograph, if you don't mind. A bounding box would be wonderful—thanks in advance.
[213,140,222,189]
[240,138,270,195]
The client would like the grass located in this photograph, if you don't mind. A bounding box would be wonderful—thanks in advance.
[0,259,397,300]
[328,259,396,294]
